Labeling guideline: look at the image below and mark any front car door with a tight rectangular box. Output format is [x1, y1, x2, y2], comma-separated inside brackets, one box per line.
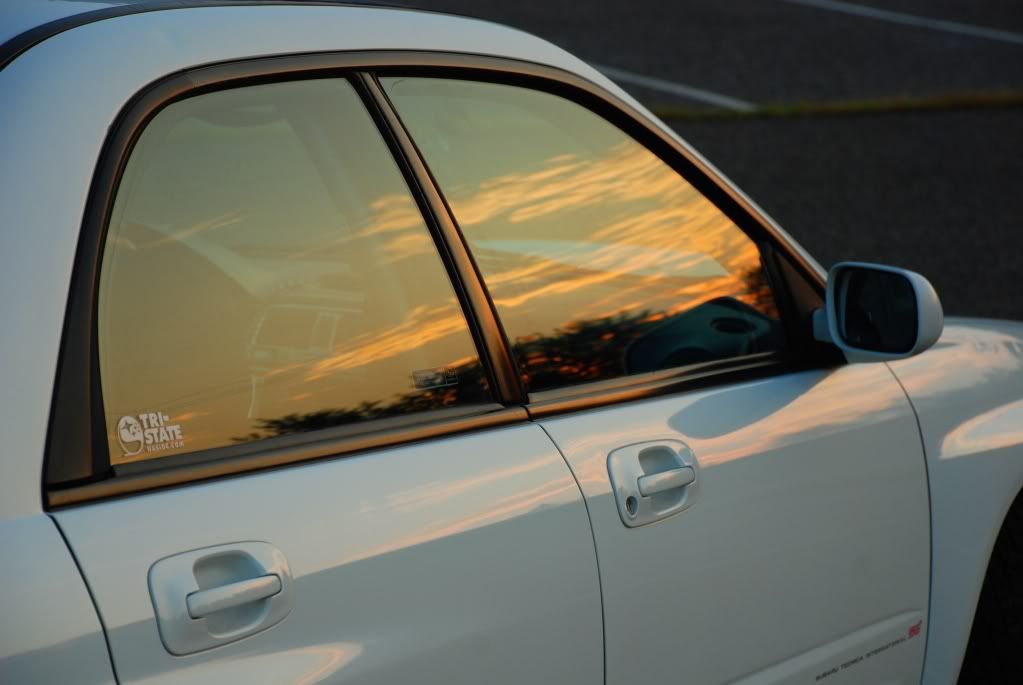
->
[382, 74, 932, 684]
[47, 72, 602, 684]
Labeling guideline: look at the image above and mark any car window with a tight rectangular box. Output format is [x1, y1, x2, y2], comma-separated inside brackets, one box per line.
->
[382, 77, 784, 393]
[98, 78, 490, 465]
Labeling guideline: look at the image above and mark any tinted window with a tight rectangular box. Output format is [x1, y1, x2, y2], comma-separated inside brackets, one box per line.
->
[383, 78, 783, 393]
[99, 79, 489, 464]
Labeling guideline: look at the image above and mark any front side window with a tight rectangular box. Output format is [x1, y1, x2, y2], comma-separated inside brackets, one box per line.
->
[382, 77, 784, 393]
[98, 79, 489, 464]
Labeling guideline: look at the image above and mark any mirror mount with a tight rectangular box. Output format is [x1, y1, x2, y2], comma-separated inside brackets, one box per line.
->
[813, 261, 943, 363]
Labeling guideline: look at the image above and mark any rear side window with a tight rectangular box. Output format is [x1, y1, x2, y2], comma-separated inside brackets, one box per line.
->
[98, 79, 489, 464]
[383, 78, 784, 393]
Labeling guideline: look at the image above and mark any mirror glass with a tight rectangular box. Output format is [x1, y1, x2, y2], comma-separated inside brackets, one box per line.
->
[836, 267, 918, 353]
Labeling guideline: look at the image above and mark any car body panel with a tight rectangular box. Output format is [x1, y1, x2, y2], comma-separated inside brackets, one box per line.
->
[54, 424, 603, 684]
[888, 318, 1023, 683]
[0, 514, 116, 685]
[540, 362, 931, 684]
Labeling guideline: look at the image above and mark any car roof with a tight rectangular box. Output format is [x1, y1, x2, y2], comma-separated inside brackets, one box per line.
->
[0, 1, 434, 69]
[1, 1, 137, 48]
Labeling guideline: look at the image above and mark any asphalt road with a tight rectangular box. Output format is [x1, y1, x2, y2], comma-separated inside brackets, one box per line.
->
[421, 0, 1023, 320]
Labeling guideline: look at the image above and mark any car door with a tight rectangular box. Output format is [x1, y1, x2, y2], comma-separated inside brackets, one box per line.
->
[48, 74, 602, 684]
[382, 74, 932, 684]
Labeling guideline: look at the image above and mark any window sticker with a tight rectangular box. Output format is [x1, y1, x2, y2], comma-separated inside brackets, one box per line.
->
[116, 412, 185, 457]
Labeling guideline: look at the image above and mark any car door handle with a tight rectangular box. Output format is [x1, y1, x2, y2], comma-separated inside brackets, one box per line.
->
[637, 466, 695, 497]
[608, 440, 700, 527]
[149, 541, 294, 655]
[186, 574, 282, 619]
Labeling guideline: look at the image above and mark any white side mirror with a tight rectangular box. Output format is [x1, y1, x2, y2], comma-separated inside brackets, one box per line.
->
[813, 262, 943, 363]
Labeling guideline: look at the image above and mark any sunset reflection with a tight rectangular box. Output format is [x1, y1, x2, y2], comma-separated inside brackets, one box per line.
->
[98, 79, 489, 462]
[385, 77, 782, 391]
[98, 75, 787, 464]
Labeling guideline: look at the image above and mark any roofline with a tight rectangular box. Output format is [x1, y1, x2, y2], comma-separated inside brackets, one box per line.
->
[0, 1, 473, 72]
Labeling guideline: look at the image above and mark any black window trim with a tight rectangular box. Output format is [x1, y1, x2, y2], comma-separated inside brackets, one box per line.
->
[45, 50, 831, 508]
[355, 72, 524, 404]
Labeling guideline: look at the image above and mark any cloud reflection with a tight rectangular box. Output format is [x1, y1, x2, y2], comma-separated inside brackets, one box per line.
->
[386, 78, 781, 391]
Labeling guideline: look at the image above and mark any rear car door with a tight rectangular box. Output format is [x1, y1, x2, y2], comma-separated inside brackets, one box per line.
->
[48, 73, 602, 684]
[382, 74, 932, 684]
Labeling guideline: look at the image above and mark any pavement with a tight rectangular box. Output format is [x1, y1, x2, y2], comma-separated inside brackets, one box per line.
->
[419, 0, 1023, 320]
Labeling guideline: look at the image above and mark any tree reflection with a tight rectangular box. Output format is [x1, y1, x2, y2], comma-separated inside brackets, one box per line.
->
[739, 265, 780, 318]
[512, 310, 654, 389]
[239, 298, 783, 440]
[234, 360, 490, 441]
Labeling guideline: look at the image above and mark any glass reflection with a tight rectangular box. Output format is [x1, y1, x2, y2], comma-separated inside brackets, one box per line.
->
[384, 78, 783, 392]
[98, 79, 488, 463]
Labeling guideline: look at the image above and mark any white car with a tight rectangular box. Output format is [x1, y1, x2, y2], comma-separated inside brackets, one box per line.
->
[2, 1, 1021, 684]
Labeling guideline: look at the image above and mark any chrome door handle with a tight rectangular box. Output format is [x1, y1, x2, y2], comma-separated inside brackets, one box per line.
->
[186, 574, 282, 619]
[638, 466, 695, 497]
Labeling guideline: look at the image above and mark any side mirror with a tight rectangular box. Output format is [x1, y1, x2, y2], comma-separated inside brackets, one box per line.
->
[813, 262, 943, 363]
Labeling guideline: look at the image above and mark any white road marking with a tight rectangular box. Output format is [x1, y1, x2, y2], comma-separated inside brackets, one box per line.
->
[784, 0, 1023, 46]
[592, 64, 757, 112]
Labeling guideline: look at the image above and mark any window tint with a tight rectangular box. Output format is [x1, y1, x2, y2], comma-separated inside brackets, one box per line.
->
[382, 78, 784, 393]
[99, 79, 489, 464]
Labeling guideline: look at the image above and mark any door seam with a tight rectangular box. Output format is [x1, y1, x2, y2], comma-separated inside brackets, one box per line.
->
[884, 361, 933, 685]
[535, 421, 607, 685]
[49, 513, 123, 685]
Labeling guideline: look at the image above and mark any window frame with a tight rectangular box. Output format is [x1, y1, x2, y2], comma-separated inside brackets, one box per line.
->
[45, 51, 831, 507]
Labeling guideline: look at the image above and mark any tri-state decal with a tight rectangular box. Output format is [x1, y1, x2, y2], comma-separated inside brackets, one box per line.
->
[116, 412, 185, 457]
